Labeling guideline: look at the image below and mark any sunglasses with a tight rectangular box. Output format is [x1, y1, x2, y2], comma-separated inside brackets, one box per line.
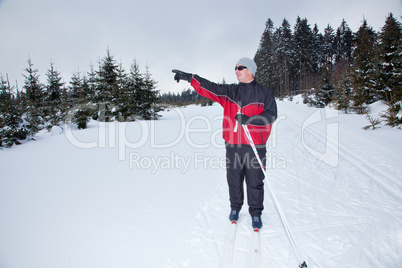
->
[235, 65, 247, 71]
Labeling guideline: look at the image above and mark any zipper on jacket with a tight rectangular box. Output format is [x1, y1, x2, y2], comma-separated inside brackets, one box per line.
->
[233, 108, 241, 133]
[239, 105, 243, 143]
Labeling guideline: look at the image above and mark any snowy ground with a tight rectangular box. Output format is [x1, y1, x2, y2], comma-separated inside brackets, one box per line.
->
[1, 96, 401, 268]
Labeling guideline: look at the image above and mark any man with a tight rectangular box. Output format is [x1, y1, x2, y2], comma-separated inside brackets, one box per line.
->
[172, 57, 277, 229]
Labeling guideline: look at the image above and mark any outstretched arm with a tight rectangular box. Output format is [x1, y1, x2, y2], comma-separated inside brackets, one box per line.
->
[172, 69, 232, 105]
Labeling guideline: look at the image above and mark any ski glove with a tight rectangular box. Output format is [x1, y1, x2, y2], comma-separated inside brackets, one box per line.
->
[235, 113, 251, 125]
[172, 69, 193, 83]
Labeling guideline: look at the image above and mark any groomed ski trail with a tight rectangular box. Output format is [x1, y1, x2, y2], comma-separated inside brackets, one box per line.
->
[1, 98, 401, 268]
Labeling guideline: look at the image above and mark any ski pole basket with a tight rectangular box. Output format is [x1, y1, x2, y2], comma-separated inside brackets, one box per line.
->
[299, 261, 308, 267]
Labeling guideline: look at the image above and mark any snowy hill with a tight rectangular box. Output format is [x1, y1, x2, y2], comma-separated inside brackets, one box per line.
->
[1, 96, 401, 268]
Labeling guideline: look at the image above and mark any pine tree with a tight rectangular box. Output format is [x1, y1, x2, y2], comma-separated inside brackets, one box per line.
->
[293, 17, 318, 91]
[333, 60, 353, 113]
[96, 48, 119, 122]
[123, 59, 144, 120]
[254, 18, 275, 91]
[312, 23, 323, 79]
[377, 13, 402, 127]
[72, 107, 93, 129]
[113, 62, 133, 121]
[138, 65, 161, 120]
[113, 62, 129, 121]
[351, 19, 378, 113]
[23, 57, 44, 137]
[316, 63, 334, 107]
[116, 62, 128, 102]
[335, 19, 354, 65]
[322, 25, 336, 66]
[276, 18, 296, 96]
[0, 75, 28, 147]
[0, 76, 6, 147]
[86, 63, 98, 104]
[44, 61, 64, 129]
[70, 70, 83, 102]
[377, 13, 402, 103]
[69, 70, 94, 129]
[310, 25, 336, 107]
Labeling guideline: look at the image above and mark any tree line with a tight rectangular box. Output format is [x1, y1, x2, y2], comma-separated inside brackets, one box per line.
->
[159, 88, 214, 107]
[254, 13, 401, 127]
[0, 49, 160, 148]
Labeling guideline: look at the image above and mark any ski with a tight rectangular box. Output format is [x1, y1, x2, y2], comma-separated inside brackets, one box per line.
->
[222, 220, 237, 268]
[251, 228, 261, 268]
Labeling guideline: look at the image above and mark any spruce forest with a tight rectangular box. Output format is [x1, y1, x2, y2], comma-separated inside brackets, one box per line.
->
[1, 13, 401, 148]
[253, 14, 401, 127]
[0, 49, 161, 147]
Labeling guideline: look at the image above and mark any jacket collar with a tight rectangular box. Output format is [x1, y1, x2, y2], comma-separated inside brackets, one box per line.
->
[239, 79, 257, 86]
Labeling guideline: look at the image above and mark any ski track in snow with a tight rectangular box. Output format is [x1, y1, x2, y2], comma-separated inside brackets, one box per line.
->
[184, 99, 402, 267]
[1, 96, 401, 268]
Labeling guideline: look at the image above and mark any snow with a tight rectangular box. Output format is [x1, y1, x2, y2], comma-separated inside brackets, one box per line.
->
[50, 125, 64, 136]
[1, 96, 401, 267]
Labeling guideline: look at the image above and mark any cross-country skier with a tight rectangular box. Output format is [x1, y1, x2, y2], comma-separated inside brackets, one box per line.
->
[172, 58, 277, 229]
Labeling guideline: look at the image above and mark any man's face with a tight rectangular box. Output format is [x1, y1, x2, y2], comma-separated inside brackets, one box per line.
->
[235, 64, 254, 83]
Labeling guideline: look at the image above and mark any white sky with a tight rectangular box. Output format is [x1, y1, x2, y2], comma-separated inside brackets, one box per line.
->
[0, 0, 401, 94]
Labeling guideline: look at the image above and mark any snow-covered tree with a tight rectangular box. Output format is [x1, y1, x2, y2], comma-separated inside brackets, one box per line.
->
[254, 18, 275, 91]
[377, 13, 402, 104]
[377, 13, 402, 127]
[23, 57, 44, 136]
[139, 65, 161, 120]
[351, 19, 378, 113]
[335, 19, 354, 65]
[316, 63, 334, 107]
[276, 18, 296, 96]
[86, 63, 98, 104]
[114, 61, 135, 121]
[44, 61, 64, 129]
[333, 60, 353, 113]
[0, 75, 28, 147]
[69, 70, 83, 102]
[293, 17, 317, 91]
[96, 48, 119, 122]
[321, 25, 336, 66]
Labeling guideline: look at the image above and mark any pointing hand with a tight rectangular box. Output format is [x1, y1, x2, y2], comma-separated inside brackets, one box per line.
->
[172, 69, 193, 83]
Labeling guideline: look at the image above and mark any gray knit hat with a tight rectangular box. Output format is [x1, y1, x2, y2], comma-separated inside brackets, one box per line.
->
[236, 57, 257, 77]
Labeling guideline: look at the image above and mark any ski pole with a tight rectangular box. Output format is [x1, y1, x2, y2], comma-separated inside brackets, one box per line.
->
[242, 124, 308, 268]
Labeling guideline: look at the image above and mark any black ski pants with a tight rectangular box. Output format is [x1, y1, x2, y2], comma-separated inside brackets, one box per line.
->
[225, 142, 266, 217]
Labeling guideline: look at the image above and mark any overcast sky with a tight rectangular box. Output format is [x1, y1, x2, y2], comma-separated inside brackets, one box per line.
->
[0, 0, 401, 94]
